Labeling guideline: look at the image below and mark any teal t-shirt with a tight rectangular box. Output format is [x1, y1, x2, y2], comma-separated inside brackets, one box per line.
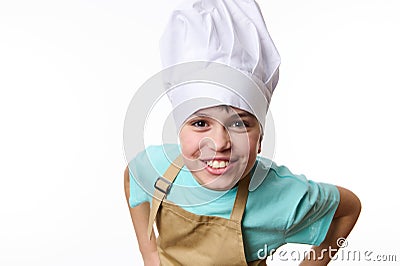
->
[128, 144, 340, 262]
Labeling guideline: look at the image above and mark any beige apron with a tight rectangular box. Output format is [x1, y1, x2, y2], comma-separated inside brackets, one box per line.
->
[147, 155, 266, 266]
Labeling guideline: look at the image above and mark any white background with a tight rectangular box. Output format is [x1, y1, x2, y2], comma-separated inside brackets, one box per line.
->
[1, 0, 399, 265]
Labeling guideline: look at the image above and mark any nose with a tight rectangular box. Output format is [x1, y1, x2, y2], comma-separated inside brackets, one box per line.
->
[210, 124, 231, 151]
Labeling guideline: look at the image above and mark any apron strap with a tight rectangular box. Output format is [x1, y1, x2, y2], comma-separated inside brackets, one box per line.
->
[230, 172, 251, 223]
[147, 155, 184, 239]
[148, 155, 252, 237]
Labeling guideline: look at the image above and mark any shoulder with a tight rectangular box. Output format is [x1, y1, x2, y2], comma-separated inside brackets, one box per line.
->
[250, 157, 309, 193]
[245, 158, 340, 231]
[130, 144, 180, 172]
[128, 144, 181, 187]
[248, 157, 338, 208]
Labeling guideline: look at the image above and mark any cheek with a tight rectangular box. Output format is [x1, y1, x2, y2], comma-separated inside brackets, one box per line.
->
[253, 136, 262, 154]
[230, 134, 248, 151]
[179, 131, 201, 155]
[231, 132, 260, 153]
[246, 134, 261, 167]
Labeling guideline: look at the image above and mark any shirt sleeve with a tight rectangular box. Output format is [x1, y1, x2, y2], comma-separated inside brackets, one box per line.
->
[128, 161, 151, 208]
[284, 180, 340, 245]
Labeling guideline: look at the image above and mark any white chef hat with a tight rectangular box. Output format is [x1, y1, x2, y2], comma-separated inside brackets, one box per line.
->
[160, 0, 281, 129]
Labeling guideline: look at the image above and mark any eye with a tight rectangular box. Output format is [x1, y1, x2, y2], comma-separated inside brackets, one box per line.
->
[191, 120, 208, 128]
[230, 120, 247, 128]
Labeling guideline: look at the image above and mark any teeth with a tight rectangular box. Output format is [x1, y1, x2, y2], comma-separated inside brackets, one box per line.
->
[206, 160, 230, 169]
[212, 161, 219, 168]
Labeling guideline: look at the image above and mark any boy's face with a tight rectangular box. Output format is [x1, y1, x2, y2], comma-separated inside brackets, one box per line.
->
[179, 106, 262, 191]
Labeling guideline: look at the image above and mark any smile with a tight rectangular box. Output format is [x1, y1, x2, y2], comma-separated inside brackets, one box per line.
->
[205, 160, 230, 169]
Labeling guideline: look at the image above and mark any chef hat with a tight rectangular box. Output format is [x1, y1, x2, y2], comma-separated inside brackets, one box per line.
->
[160, 0, 281, 129]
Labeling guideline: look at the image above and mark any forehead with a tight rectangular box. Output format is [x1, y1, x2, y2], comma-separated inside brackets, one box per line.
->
[192, 105, 255, 119]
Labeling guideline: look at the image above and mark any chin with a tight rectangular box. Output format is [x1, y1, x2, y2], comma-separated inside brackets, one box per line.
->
[203, 182, 235, 191]
[196, 172, 241, 191]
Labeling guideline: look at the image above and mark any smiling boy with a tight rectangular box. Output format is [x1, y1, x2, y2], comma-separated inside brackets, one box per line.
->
[180, 106, 261, 191]
[124, 0, 361, 265]
[125, 104, 361, 265]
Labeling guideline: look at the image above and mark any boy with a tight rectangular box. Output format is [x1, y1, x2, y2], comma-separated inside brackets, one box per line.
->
[124, 0, 361, 265]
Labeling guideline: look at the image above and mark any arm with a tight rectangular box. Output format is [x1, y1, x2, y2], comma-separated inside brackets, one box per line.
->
[300, 186, 361, 265]
[124, 167, 160, 266]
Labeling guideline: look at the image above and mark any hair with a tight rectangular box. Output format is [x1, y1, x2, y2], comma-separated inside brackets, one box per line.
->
[217, 105, 232, 113]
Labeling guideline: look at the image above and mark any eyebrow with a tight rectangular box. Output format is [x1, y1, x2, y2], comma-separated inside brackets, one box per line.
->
[193, 111, 253, 119]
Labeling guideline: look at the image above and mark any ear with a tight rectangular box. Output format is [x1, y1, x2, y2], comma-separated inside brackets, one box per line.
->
[257, 134, 263, 154]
